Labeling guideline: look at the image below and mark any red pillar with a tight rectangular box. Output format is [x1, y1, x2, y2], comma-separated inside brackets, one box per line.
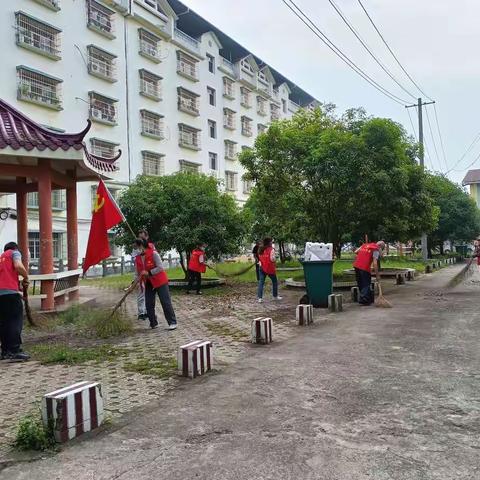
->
[38, 159, 54, 311]
[66, 181, 79, 301]
[16, 177, 29, 272]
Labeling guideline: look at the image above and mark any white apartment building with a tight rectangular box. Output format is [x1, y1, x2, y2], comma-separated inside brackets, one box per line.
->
[0, 0, 317, 263]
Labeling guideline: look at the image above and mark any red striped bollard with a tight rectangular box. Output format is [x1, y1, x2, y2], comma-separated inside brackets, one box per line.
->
[251, 317, 273, 344]
[42, 381, 104, 443]
[178, 340, 213, 379]
[296, 304, 313, 325]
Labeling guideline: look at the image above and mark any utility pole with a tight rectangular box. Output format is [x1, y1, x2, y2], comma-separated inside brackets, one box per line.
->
[406, 97, 435, 262]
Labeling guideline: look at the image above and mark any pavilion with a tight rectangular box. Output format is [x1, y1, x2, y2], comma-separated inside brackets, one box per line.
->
[0, 99, 120, 310]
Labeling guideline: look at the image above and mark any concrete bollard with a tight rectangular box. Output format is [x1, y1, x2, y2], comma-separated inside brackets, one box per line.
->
[178, 340, 213, 379]
[425, 265, 432, 273]
[251, 317, 273, 344]
[351, 286, 359, 302]
[296, 305, 313, 325]
[335, 294, 343, 312]
[42, 381, 104, 443]
[328, 294, 343, 312]
[396, 273, 406, 285]
[406, 270, 415, 281]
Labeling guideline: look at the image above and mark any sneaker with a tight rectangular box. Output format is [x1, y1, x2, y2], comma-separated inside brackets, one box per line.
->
[150, 323, 159, 330]
[5, 352, 30, 362]
[167, 324, 177, 331]
[257, 298, 263, 303]
[273, 296, 283, 301]
[137, 314, 147, 321]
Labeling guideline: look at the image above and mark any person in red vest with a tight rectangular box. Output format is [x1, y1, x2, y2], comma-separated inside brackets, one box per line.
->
[134, 238, 177, 330]
[353, 240, 385, 305]
[257, 237, 282, 303]
[187, 243, 207, 295]
[0, 242, 30, 361]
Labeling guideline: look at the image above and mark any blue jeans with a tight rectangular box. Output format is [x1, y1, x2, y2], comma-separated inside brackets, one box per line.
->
[257, 270, 278, 299]
[355, 267, 373, 305]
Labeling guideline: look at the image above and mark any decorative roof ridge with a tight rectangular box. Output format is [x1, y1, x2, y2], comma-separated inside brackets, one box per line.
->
[82, 143, 121, 173]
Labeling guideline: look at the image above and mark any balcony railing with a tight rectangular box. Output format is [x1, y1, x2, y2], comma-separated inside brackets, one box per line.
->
[177, 60, 198, 80]
[15, 20, 61, 59]
[142, 118, 163, 138]
[88, 55, 116, 81]
[87, 1, 115, 37]
[179, 132, 201, 150]
[17, 79, 62, 109]
[174, 27, 200, 53]
[141, 79, 161, 99]
[220, 57, 235, 76]
[90, 99, 116, 124]
[241, 124, 253, 137]
[178, 96, 199, 115]
[289, 100, 301, 113]
[223, 116, 235, 130]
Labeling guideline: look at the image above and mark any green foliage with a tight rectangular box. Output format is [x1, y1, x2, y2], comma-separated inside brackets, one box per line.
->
[116, 173, 246, 271]
[426, 174, 480, 249]
[30, 343, 130, 365]
[15, 412, 56, 451]
[123, 356, 177, 378]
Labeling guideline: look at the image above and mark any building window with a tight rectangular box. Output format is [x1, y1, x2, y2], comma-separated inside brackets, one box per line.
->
[207, 54, 215, 73]
[225, 171, 237, 191]
[224, 140, 237, 160]
[241, 116, 253, 137]
[142, 151, 165, 176]
[223, 108, 236, 130]
[15, 12, 61, 59]
[282, 99, 287, 113]
[178, 124, 201, 150]
[207, 86, 216, 106]
[223, 76, 235, 99]
[87, 45, 116, 82]
[257, 70, 271, 95]
[90, 138, 117, 157]
[17, 66, 62, 110]
[86, 0, 115, 38]
[27, 190, 66, 210]
[32, 0, 61, 11]
[180, 160, 200, 174]
[208, 119, 217, 139]
[140, 110, 164, 139]
[89, 92, 117, 125]
[258, 123, 267, 134]
[240, 87, 251, 108]
[177, 51, 198, 80]
[29, 232, 64, 260]
[243, 179, 254, 194]
[209, 152, 218, 171]
[138, 28, 161, 62]
[142, 0, 168, 17]
[257, 96, 267, 116]
[177, 87, 200, 116]
[139, 69, 162, 100]
[271, 103, 280, 121]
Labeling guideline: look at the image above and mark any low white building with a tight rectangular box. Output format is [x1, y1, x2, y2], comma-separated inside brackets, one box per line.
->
[0, 0, 318, 263]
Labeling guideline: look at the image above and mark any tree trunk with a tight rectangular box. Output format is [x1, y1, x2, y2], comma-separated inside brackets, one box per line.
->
[333, 242, 342, 259]
[439, 242, 444, 255]
[279, 241, 285, 264]
[179, 252, 188, 279]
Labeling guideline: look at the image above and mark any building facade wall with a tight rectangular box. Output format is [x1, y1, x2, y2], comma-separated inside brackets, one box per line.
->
[0, 0, 314, 261]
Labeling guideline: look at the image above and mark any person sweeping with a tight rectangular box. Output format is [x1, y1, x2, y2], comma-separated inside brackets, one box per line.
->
[353, 240, 385, 306]
[187, 243, 207, 295]
[257, 237, 282, 303]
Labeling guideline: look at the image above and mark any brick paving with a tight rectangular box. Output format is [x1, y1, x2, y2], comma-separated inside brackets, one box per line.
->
[0, 281, 321, 458]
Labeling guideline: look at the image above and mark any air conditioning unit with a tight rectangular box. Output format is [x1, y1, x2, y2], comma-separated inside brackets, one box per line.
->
[91, 62, 99, 72]
[92, 109, 101, 118]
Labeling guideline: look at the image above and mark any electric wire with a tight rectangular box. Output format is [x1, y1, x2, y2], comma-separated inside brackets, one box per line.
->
[406, 107, 418, 142]
[424, 106, 442, 173]
[445, 131, 480, 174]
[431, 104, 449, 173]
[327, 0, 417, 101]
[356, 0, 433, 101]
[281, 0, 410, 105]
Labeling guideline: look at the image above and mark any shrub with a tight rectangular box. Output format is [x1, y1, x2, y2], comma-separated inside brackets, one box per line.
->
[15, 412, 56, 451]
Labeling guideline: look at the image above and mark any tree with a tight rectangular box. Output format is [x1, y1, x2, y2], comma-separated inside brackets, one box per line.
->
[426, 174, 480, 253]
[116, 173, 246, 276]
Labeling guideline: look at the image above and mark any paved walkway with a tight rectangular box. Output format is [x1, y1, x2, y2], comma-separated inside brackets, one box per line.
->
[0, 282, 303, 458]
[2, 264, 480, 479]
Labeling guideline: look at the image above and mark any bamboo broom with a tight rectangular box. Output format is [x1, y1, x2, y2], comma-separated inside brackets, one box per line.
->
[375, 283, 392, 308]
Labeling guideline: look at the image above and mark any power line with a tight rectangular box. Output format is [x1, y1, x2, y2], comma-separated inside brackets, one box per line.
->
[281, 0, 410, 105]
[327, 0, 417, 101]
[424, 105, 442, 173]
[452, 150, 480, 173]
[356, 0, 432, 101]
[445, 131, 480, 174]
[406, 107, 418, 142]
[431, 104, 449, 173]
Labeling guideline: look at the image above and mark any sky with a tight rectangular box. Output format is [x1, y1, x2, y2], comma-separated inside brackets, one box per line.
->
[180, 0, 480, 185]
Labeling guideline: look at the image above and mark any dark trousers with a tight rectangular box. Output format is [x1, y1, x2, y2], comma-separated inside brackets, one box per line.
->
[257, 270, 279, 299]
[0, 294, 24, 355]
[255, 263, 260, 281]
[145, 281, 177, 328]
[187, 269, 202, 293]
[355, 267, 373, 305]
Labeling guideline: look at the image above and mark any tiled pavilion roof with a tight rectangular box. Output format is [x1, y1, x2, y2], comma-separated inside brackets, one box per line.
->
[0, 99, 119, 173]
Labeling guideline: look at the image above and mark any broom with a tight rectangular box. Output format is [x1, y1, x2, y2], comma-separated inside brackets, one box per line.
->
[22, 283, 37, 327]
[447, 257, 474, 288]
[206, 262, 255, 278]
[110, 277, 140, 318]
[375, 283, 392, 308]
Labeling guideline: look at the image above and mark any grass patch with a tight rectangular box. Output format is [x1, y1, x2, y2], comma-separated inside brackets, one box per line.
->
[15, 411, 56, 451]
[30, 343, 131, 365]
[123, 356, 177, 378]
[204, 321, 249, 341]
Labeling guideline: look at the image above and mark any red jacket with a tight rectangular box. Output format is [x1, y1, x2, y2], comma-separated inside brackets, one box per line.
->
[135, 247, 168, 289]
[188, 249, 206, 273]
[353, 243, 379, 272]
[259, 246, 276, 275]
[0, 250, 20, 291]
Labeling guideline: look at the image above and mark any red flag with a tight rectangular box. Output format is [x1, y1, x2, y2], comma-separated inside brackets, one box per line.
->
[83, 180, 124, 274]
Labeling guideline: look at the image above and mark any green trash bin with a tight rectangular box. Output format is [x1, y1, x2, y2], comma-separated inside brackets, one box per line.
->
[301, 260, 334, 308]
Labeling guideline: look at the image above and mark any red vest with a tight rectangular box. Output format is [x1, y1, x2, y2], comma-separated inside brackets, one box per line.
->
[0, 250, 20, 291]
[353, 243, 379, 272]
[188, 249, 206, 273]
[259, 246, 276, 275]
[135, 248, 168, 289]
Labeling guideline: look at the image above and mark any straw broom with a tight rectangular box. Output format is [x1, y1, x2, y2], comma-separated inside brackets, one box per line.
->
[375, 283, 392, 308]
[110, 277, 140, 319]
[447, 257, 474, 288]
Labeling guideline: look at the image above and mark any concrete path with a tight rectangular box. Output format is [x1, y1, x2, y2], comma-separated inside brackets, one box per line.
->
[2, 265, 480, 480]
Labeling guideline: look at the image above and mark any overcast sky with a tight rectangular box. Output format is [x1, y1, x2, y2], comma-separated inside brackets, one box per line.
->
[181, 0, 480, 185]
